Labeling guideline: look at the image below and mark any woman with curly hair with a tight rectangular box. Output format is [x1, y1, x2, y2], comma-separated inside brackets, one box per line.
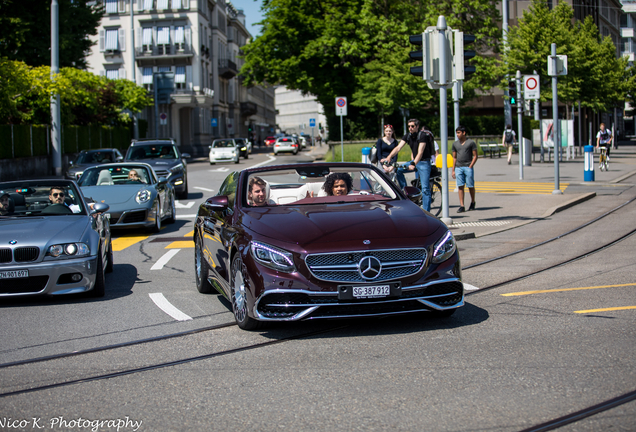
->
[322, 172, 353, 196]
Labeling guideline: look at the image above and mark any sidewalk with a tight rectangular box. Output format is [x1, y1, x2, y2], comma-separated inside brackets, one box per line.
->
[308, 141, 636, 240]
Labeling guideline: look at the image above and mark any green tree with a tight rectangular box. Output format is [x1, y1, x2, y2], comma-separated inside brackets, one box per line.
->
[501, 0, 630, 113]
[0, 0, 103, 68]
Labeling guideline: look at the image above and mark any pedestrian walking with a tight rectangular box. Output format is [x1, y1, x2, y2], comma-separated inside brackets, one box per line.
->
[451, 125, 478, 213]
[596, 123, 613, 159]
[375, 124, 398, 176]
[381, 118, 435, 212]
[502, 124, 516, 165]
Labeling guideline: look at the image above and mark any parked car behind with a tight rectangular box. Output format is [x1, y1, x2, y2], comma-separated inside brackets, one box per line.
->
[124, 139, 190, 199]
[66, 149, 124, 180]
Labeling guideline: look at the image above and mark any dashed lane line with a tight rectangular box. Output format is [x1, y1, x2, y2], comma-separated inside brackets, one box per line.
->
[574, 306, 636, 314]
[194, 186, 214, 192]
[150, 249, 181, 270]
[463, 283, 480, 291]
[501, 283, 636, 297]
[149, 293, 192, 321]
[112, 235, 149, 252]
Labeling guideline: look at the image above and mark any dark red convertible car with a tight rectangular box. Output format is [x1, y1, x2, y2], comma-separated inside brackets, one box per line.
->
[194, 162, 463, 330]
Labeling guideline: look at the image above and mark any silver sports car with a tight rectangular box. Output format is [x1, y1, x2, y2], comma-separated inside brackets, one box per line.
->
[0, 179, 112, 297]
[78, 163, 176, 232]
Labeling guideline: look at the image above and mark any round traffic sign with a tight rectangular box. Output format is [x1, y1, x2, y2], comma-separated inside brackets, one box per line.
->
[159, 112, 168, 120]
[336, 98, 346, 108]
[525, 77, 538, 90]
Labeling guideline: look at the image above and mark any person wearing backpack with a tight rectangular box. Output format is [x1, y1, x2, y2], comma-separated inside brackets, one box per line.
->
[596, 123, 613, 160]
[502, 124, 516, 165]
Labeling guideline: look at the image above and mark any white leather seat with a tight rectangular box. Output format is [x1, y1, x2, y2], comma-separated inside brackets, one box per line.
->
[97, 170, 113, 185]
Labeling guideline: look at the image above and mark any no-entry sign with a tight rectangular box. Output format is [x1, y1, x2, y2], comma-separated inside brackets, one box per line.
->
[335, 97, 347, 116]
[523, 75, 540, 100]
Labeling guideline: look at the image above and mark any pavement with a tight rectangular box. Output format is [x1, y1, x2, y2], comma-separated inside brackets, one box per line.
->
[306, 140, 636, 240]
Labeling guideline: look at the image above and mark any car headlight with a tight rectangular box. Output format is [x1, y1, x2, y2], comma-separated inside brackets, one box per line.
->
[432, 230, 456, 264]
[47, 242, 90, 257]
[170, 164, 184, 174]
[250, 241, 296, 273]
[136, 189, 152, 204]
[240, 147, 246, 151]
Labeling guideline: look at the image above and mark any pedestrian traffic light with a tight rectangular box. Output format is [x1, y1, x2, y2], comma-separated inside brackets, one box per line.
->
[453, 31, 476, 81]
[508, 80, 517, 106]
[408, 32, 430, 80]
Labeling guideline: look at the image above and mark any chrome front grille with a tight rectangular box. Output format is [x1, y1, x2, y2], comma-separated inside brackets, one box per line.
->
[154, 169, 170, 177]
[305, 248, 427, 283]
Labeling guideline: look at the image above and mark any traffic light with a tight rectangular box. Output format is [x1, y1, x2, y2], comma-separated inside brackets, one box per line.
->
[453, 31, 476, 81]
[408, 33, 428, 79]
[508, 80, 517, 106]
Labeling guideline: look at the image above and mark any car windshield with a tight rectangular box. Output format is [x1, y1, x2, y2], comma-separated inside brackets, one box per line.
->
[75, 151, 113, 164]
[0, 182, 86, 217]
[128, 144, 177, 160]
[213, 140, 235, 148]
[79, 166, 152, 186]
[244, 166, 399, 207]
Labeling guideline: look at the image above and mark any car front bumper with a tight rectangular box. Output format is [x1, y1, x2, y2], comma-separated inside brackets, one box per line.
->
[0, 255, 99, 297]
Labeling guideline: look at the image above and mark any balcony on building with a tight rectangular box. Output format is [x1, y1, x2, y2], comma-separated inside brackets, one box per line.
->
[240, 102, 258, 116]
[218, 59, 238, 79]
[136, 44, 194, 60]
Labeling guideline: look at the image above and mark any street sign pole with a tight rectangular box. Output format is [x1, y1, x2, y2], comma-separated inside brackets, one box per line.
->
[335, 97, 347, 162]
[438, 16, 451, 226]
[340, 116, 344, 162]
[550, 43, 562, 195]
[517, 70, 524, 180]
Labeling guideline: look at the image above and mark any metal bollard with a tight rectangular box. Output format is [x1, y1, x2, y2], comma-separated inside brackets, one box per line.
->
[361, 147, 371, 164]
[584, 145, 594, 182]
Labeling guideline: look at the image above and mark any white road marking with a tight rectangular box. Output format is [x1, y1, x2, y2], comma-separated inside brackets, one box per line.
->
[247, 155, 276, 169]
[149, 293, 192, 321]
[176, 214, 197, 219]
[194, 187, 214, 192]
[463, 283, 480, 291]
[151, 249, 181, 270]
[175, 201, 195, 208]
[209, 167, 230, 172]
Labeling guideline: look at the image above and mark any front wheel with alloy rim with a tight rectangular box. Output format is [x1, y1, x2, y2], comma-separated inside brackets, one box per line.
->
[194, 236, 213, 293]
[230, 255, 260, 330]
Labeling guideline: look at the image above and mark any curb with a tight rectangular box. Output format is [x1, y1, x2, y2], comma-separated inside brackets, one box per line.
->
[540, 192, 597, 218]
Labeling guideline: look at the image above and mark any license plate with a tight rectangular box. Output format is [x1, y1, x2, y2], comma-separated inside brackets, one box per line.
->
[338, 282, 401, 300]
[0, 269, 29, 279]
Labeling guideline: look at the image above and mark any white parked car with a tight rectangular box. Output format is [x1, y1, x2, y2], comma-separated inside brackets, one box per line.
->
[297, 136, 307, 149]
[273, 137, 299, 156]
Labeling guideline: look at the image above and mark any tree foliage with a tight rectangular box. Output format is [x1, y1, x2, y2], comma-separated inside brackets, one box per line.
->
[0, 0, 103, 68]
[500, 0, 633, 112]
[0, 58, 152, 126]
[241, 0, 501, 138]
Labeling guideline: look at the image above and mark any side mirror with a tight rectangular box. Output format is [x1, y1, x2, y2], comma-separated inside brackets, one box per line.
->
[403, 186, 423, 205]
[158, 177, 168, 184]
[181, 152, 191, 158]
[69, 161, 74, 166]
[91, 202, 110, 213]
[204, 196, 228, 211]
[116, 156, 124, 162]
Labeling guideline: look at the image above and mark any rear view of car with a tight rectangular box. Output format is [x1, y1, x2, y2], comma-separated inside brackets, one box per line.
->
[264, 136, 276, 147]
[273, 137, 299, 155]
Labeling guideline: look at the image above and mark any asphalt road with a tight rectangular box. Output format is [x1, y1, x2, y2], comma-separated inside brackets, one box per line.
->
[1, 147, 635, 432]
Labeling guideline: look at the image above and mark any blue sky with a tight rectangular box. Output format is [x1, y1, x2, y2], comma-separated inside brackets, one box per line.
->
[230, 0, 265, 37]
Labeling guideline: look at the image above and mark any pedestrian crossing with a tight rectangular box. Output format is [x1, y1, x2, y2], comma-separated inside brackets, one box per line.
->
[473, 181, 568, 194]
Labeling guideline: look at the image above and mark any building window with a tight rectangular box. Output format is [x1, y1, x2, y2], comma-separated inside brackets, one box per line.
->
[158, 66, 171, 73]
[118, 0, 126, 13]
[173, 0, 182, 8]
[105, 29, 119, 50]
[142, 27, 153, 51]
[143, 67, 153, 91]
[175, 26, 185, 50]
[157, 26, 170, 54]
[106, 69, 119, 80]
[157, 0, 169, 10]
[175, 66, 186, 89]
[105, 0, 118, 14]
[143, 0, 153, 10]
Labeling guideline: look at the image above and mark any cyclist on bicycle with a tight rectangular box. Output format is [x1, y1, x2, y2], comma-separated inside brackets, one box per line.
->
[596, 123, 612, 160]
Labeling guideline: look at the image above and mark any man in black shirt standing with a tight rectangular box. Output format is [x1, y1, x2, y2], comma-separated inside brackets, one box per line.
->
[381, 118, 435, 212]
[451, 125, 478, 213]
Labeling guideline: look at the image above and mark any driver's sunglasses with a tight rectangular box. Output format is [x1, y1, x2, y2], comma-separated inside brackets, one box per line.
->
[408, 124, 417, 128]
[52, 192, 65, 198]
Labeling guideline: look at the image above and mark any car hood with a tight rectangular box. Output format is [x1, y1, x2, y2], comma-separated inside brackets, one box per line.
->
[127, 159, 179, 169]
[81, 185, 152, 206]
[242, 200, 443, 249]
[0, 216, 88, 243]
[211, 147, 237, 153]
